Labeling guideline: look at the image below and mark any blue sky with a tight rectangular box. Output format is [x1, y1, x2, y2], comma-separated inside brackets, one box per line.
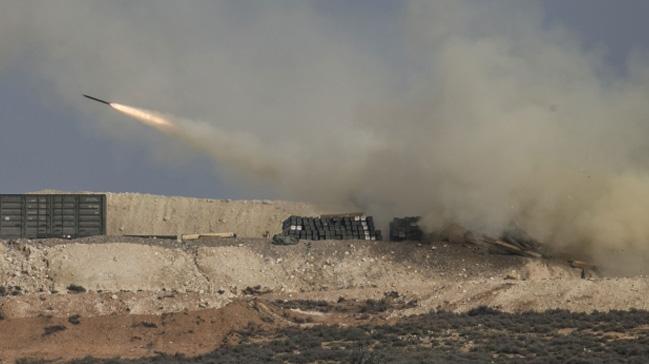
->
[1, 0, 648, 199]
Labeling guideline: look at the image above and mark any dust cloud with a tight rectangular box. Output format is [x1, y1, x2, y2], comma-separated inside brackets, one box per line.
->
[3, 1, 649, 270]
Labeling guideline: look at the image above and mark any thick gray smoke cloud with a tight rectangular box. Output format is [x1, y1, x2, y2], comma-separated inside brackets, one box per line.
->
[3, 1, 649, 270]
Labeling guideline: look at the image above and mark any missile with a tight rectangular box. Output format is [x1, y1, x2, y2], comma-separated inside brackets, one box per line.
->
[82, 94, 111, 105]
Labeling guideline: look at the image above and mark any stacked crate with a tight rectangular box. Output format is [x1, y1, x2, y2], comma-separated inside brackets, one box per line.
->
[389, 216, 424, 241]
[282, 215, 382, 241]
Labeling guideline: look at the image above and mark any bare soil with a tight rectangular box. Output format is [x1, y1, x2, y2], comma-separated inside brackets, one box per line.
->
[0, 300, 274, 362]
[3, 193, 649, 362]
[8, 299, 649, 363]
[33, 190, 331, 237]
[3, 236, 649, 362]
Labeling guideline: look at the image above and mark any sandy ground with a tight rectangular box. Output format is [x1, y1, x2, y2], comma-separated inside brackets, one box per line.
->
[3, 193, 649, 362]
[33, 190, 331, 237]
[0, 300, 276, 362]
[2, 236, 649, 361]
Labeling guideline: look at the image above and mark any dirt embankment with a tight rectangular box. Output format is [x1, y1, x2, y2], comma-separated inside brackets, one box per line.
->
[4, 237, 649, 318]
[107, 192, 331, 237]
[31, 190, 331, 237]
[3, 237, 649, 362]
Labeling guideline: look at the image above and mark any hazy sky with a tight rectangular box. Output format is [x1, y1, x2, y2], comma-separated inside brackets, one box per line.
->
[1, 0, 648, 199]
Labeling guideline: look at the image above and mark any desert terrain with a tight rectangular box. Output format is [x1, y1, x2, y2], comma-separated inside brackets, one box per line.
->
[2, 193, 649, 363]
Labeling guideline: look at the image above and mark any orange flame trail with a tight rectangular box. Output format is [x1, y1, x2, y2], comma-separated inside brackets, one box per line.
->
[110, 103, 176, 132]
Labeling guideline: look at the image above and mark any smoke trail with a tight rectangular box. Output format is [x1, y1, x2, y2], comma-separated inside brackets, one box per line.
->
[110, 103, 282, 180]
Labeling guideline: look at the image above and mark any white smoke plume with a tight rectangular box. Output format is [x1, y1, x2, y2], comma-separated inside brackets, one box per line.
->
[3, 1, 649, 271]
[109, 104, 282, 180]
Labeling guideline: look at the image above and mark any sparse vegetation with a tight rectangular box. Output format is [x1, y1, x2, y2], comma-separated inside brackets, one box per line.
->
[0, 285, 23, 296]
[133, 321, 157, 329]
[31, 308, 649, 363]
[42, 325, 66, 336]
[274, 297, 416, 314]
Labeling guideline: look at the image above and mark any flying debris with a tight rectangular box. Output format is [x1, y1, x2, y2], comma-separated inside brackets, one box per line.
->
[82, 94, 111, 105]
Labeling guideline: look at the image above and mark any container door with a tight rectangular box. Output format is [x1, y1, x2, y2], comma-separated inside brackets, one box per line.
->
[77, 195, 105, 237]
[51, 195, 77, 237]
[0, 195, 24, 238]
[24, 195, 50, 238]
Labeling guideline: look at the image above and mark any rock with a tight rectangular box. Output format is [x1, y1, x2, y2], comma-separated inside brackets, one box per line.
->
[68, 314, 81, 325]
[66, 284, 86, 294]
[445, 224, 467, 244]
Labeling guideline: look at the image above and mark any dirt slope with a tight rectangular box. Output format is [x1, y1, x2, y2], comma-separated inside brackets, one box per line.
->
[3, 237, 649, 362]
[31, 191, 330, 237]
[4, 237, 649, 318]
[105, 192, 333, 237]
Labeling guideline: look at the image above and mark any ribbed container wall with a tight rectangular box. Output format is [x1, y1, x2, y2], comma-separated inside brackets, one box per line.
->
[0, 194, 106, 239]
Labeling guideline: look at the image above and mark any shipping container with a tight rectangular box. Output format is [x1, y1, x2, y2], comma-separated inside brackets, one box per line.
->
[0, 194, 106, 239]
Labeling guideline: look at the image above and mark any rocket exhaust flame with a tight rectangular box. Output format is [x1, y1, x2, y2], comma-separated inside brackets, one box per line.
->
[82, 93, 278, 178]
[110, 103, 176, 131]
[82, 94, 175, 131]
